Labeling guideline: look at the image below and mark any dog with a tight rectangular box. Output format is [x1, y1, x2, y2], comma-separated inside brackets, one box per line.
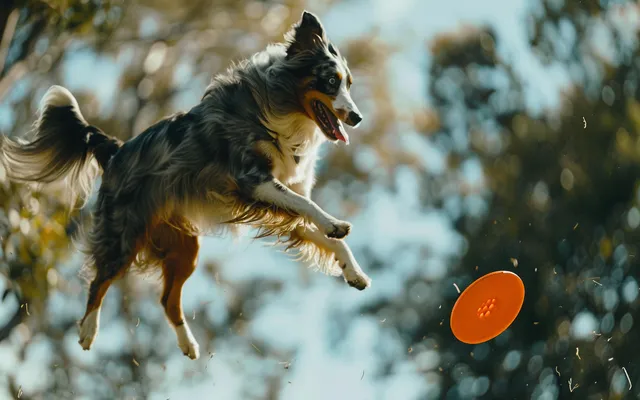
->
[0, 11, 371, 360]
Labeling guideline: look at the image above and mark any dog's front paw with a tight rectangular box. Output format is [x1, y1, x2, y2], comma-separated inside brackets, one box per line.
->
[326, 219, 352, 239]
[176, 324, 200, 360]
[345, 272, 371, 291]
[342, 263, 371, 291]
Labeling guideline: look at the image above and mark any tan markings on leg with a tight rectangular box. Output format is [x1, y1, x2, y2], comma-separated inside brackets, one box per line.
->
[79, 234, 143, 351]
[81, 276, 113, 324]
[151, 222, 201, 359]
[78, 257, 133, 351]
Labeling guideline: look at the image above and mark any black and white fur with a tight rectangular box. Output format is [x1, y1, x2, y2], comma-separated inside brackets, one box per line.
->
[1, 11, 370, 359]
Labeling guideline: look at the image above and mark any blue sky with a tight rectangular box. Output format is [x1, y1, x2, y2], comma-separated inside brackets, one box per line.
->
[0, 0, 582, 399]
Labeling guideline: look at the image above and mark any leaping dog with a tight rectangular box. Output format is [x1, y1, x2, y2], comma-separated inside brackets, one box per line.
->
[1, 11, 371, 360]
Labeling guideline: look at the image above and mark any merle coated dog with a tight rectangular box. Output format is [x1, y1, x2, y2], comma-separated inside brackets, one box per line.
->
[1, 11, 371, 360]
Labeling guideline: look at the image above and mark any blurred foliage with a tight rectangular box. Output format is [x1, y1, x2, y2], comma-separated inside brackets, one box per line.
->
[418, 1, 640, 398]
[2, 0, 640, 399]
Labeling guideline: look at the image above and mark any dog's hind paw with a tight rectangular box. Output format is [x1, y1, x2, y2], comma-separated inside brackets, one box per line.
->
[180, 341, 200, 360]
[78, 335, 95, 350]
[176, 324, 200, 360]
[78, 309, 100, 351]
[326, 220, 351, 239]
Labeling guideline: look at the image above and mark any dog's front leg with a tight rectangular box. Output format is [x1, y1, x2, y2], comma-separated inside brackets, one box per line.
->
[253, 179, 351, 239]
[295, 224, 371, 290]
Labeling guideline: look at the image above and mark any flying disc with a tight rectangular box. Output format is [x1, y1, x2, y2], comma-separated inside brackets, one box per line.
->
[450, 271, 525, 344]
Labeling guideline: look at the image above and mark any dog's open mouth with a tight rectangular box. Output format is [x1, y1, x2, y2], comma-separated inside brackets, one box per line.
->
[312, 100, 349, 144]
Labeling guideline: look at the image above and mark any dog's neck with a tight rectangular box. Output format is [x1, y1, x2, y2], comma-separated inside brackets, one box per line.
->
[264, 112, 325, 159]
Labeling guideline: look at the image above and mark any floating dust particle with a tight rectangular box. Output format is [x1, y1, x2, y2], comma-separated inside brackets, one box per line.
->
[361, 370, 365, 380]
[576, 347, 581, 360]
[440, 320, 443, 326]
[453, 283, 461, 294]
[583, 117, 587, 129]
[380, 318, 386, 323]
[608, 358, 614, 361]
[568, 378, 579, 392]
[623, 367, 632, 390]
[133, 358, 140, 367]
[205, 352, 216, 370]
[408, 347, 413, 353]
[251, 343, 262, 354]
[25, 303, 29, 316]
[593, 331, 602, 337]
[475, 266, 478, 271]
[553, 268, 557, 275]
[17, 386, 22, 398]
[608, 337, 612, 342]
[510, 258, 518, 268]
[136, 318, 140, 327]
[592, 279, 602, 286]
[278, 359, 293, 370]
[193, 310, 196, 320]
[555, 366, 560, 377]
[534, 322, 539, 325]
[439, 305, 442, 309]
[288, 381, 292, 384]
[439, 367, 443, 372]
[535, 268, 538, 272]
[573, 223, 579, 230]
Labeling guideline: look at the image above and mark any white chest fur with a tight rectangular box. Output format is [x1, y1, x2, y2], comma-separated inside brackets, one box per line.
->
[262, 113, 324, 186]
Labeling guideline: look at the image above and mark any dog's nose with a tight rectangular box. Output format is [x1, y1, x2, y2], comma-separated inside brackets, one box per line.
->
[345, 111, 363, 127]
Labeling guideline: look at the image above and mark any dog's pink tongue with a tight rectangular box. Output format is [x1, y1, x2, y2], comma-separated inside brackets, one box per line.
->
[335, 124, 349, 144]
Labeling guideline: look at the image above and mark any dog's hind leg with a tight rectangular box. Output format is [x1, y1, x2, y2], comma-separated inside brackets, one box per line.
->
[79, 267, 120, 350]
[78, 251, 137, 350]
[151, 223, 200, 360]
[293, 224, 371, 290]
[78, 194, 148, 351]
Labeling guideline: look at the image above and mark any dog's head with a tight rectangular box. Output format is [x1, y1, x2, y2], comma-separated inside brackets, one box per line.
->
[284, 11, 362, 144]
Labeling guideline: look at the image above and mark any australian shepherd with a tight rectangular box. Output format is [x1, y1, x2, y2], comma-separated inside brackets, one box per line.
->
[1, 11, 371, 360]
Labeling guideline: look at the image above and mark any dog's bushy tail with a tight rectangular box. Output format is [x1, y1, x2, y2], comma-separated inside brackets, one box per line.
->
[1, 85, 122, 207]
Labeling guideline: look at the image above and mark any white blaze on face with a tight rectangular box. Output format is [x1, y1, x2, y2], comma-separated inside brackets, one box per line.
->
[331, 64, 362, 127]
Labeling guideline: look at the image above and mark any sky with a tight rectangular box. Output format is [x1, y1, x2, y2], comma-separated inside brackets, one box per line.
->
[0, 0, 579, 399]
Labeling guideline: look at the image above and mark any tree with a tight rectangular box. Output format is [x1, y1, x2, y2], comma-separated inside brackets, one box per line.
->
[423, 1, 640, 398]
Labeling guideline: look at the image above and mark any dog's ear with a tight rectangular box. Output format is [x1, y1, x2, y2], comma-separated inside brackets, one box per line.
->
[285, 11, 326, 58]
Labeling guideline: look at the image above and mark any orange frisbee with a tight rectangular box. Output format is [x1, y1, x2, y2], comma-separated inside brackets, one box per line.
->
[450, 271, 525, 344]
